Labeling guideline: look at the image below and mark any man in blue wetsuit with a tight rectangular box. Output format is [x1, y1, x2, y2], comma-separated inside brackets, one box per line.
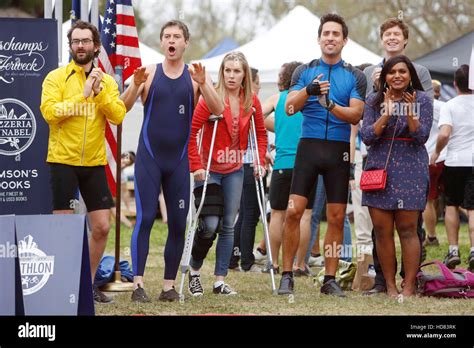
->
[278, 13, 366, 297]
[121, 20, 224, 302]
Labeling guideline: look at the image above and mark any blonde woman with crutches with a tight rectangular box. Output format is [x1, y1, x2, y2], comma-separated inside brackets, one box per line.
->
[186, 52, 267, 296]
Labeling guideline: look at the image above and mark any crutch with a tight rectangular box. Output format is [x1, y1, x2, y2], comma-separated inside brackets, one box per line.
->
[248, 111, 277, 295]
[179, 114, 223, 299]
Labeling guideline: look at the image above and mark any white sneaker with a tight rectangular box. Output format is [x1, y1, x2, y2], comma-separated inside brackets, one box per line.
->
[308, 254, 324, 267]
[213, 283, 237, 295]
[253, 248, 267, 265]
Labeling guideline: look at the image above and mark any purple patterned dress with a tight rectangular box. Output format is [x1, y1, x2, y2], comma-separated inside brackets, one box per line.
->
[361, 91, 433, 211]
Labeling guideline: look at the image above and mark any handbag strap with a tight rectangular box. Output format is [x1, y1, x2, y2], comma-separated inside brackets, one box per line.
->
[364, 115, 400, 171]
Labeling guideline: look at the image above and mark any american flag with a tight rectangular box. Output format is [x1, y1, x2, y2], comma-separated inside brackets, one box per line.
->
[98, 0, 142, 196]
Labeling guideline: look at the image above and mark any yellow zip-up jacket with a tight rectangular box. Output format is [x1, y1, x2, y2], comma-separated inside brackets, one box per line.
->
[40, 60, 126, 166]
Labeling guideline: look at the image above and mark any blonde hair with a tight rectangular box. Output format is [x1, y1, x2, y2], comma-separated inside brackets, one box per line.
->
[215, 52, 253, 113]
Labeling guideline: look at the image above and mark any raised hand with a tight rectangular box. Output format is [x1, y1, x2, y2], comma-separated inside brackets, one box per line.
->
[189, 63, 206, 86]
[90, 68, 103, 95]
[133, 66, 148, 86]
[402, 90, 417, 117]
[382, 86, 395, 116]
[307, 73, 330, 96]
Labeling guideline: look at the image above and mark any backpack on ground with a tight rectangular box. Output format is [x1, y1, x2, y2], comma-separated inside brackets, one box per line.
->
[416, 260, 474, 298]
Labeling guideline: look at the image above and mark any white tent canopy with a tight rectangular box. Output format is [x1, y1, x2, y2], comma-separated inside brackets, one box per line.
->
[195, 6, 381, 83]
[61, 19, 164, 67]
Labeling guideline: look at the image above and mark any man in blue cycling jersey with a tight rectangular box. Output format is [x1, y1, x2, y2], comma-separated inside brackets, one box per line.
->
[278, 13, 366, 297]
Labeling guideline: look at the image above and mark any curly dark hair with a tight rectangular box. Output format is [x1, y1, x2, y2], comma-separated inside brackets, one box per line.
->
[279, 61, 303, 91]
[67, 20, 101, 58]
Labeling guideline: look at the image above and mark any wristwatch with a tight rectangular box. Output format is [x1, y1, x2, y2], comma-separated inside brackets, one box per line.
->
[327, 99, 336, 111]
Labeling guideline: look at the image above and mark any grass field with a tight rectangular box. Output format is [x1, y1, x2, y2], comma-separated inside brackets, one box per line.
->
[95, 219, 473, 316]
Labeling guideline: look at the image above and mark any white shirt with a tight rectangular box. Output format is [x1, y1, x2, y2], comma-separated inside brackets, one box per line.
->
[438, 94, 474, 167]
[426, 99, 447, 163]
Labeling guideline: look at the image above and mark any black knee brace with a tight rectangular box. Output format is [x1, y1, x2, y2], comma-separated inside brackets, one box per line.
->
[191, 184, 224, 262]
[194, 183, 224, 217]
[192, 218, 217, 262]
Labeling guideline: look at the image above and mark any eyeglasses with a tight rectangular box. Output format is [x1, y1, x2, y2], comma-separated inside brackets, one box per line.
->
[70, 39, 93, 46]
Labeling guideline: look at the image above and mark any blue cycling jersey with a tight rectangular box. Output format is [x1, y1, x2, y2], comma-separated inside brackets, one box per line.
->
[289, 58, 366, 142]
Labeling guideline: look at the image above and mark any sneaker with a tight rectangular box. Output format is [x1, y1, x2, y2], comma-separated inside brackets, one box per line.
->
[320, 279, 346, 298]
[293, 266, 314, 277]
[423, 236, 440, 247]
[244, 264, 262, 273]
[213, 283, 237, 295]
[277, 273, 294, 295]
[188, 273, 204, 297]
[444, 249, 461, 269]
[253, 247, 267, 265]
[131, 284, 151, 303]
[308, 254, 324, 267]
[93, 285, 114, 304]
[158, 287, 180, 302]
[263, 265, 279, 274]
[468, 251, 474, 272]
[362, 284, 387, 296]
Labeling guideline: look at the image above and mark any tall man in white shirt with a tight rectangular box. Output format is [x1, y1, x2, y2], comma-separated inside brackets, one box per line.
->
[431, 65, 474, 271]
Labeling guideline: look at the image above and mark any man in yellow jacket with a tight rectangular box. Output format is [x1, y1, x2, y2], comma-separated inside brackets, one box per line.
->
[40, 20, 126, 304]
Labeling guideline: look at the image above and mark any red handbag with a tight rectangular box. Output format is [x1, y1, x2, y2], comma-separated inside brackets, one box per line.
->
[360, 116, 399, 192]
[360, 169, 387, 191]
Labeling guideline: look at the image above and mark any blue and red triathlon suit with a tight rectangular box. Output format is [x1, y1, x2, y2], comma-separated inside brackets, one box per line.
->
[131, 63, 194, 280]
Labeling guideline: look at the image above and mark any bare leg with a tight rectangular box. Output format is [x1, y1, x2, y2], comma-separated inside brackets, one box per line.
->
[324, 203, 346, 276]
[269, 209, 285, 268]
[87, 209, 111, 283]
[468, 210, 474, 248]
[394, 210, 420, 297]
[445, 206, 460, 246]
[311, 225, 320, 255]
[295, 209, 312, 269]
[258, 238, 266, 253]
[282, 195, 307, 272]
[159, 189, 168, 224]
[422, 200, 437, 238]
[369, 207, 398, 297]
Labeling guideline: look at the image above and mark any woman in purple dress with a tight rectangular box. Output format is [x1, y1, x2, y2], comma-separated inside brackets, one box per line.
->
[361, 55, 433, 297]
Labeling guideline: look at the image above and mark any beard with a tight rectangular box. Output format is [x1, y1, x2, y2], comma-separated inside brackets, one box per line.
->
[71, 48, 95, 65]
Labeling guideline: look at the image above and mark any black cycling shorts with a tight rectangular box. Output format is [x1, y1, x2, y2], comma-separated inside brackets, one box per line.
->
[269, 168, 315, 210]
[49, 163, 114, 212]
[290, 138, 350, 204]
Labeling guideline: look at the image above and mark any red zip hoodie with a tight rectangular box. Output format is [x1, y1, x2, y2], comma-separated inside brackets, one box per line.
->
[188, 93, 267, 174]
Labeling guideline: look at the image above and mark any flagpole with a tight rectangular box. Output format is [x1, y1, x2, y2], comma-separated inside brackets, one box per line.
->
[101, 65, 133, 292]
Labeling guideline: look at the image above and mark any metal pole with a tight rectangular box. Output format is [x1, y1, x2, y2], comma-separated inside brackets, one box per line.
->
[80, 0, 89, 21]
[90, 0, 99, 28]
[101, 65, 132, 292]
[44, 0, 53, 18]
[249, 116, 277, 294]
[55, 0, 63, 65]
